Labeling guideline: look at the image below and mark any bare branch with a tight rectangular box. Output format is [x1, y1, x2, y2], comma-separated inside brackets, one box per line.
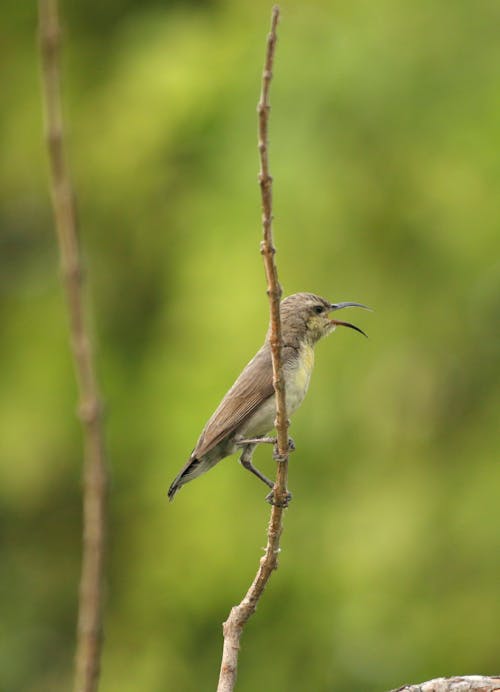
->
[390, 675, 500, 692]
[37, 2, 108, 691]
[258, 6, 288, 467]
[217, 7, 287, 692]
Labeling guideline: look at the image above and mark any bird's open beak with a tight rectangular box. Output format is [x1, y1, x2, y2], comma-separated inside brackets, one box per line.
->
[329, 301, 371, 337]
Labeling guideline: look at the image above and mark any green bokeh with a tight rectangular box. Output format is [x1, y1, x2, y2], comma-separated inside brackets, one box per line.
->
[2, 1, 500, 690]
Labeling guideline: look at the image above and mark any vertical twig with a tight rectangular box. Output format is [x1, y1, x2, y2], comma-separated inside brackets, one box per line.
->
[37, 2, 108, 692]
[217, 7, 287, 692]
[258, 7, 289, 469]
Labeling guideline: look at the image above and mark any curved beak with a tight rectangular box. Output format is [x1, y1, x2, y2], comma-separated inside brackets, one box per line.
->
[329, 301, 371, 338]
[330, 301, 371, 311]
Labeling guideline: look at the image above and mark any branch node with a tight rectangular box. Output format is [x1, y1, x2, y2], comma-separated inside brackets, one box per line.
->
[258, 172, 273, 184]
[78, 399, 103, 425]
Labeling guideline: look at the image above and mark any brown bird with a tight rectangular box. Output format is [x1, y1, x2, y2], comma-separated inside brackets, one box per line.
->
[168, 292, 368, 501]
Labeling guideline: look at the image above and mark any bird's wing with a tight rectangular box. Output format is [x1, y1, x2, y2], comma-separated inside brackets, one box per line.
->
[193, 344, 292, 459]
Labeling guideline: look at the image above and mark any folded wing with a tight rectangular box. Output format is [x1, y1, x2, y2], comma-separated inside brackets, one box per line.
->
[193, 344, 276, 458]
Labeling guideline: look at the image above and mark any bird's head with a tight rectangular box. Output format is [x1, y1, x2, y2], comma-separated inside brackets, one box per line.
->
[279, 292, 369, 346]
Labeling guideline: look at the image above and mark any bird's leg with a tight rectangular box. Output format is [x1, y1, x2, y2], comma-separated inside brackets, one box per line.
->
[237, 436, 296, 452]
[238, 439, 293, 507]
[238, 443, 274, 489]
[237, 436, 276, 446]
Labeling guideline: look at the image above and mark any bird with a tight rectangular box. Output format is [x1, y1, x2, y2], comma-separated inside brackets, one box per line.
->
[168, 292, 369, 501]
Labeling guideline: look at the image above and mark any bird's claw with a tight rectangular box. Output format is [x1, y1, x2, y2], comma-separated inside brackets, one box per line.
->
[272, 437, 295, 461]
[265, 489, 293, 508]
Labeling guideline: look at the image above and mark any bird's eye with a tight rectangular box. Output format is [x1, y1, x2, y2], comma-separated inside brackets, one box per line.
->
[314, 305, 324, 314]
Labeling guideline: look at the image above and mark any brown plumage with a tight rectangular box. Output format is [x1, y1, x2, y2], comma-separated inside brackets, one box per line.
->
[168, 293, 368, 500]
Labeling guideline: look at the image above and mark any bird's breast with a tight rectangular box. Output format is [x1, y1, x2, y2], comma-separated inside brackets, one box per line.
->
[238, 343, 315, 440]
[285, 343, 315, 414]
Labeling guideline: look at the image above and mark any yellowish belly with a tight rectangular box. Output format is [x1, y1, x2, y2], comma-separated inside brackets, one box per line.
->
[239, 344, 315, 439]
[286, 344, 314, 414]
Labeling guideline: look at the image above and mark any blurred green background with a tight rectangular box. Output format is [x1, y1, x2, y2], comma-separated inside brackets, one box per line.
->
[2, 1, 500, 690]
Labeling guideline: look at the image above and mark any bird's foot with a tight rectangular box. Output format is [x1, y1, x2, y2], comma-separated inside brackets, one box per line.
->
[265, 489, 293, 508]
[272, 437, 295, 461]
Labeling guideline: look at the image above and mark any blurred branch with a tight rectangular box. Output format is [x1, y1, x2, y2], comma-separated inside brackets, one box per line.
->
[390, 676, 500, 691]
[38, 2, 108, 692]
[217, 6, 289, 692]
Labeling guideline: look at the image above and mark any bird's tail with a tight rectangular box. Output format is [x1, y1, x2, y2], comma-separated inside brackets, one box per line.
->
[167, 455, 203, 501]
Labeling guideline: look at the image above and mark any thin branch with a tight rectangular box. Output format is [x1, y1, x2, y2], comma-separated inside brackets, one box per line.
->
[37, 3, 108, 692]
[258, 7, 289, 466]
[217, 7, 288, 692]
[390, 676, 500, 692]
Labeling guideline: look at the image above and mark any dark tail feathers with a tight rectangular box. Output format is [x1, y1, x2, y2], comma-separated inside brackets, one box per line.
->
[167, 456, 201, 501]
